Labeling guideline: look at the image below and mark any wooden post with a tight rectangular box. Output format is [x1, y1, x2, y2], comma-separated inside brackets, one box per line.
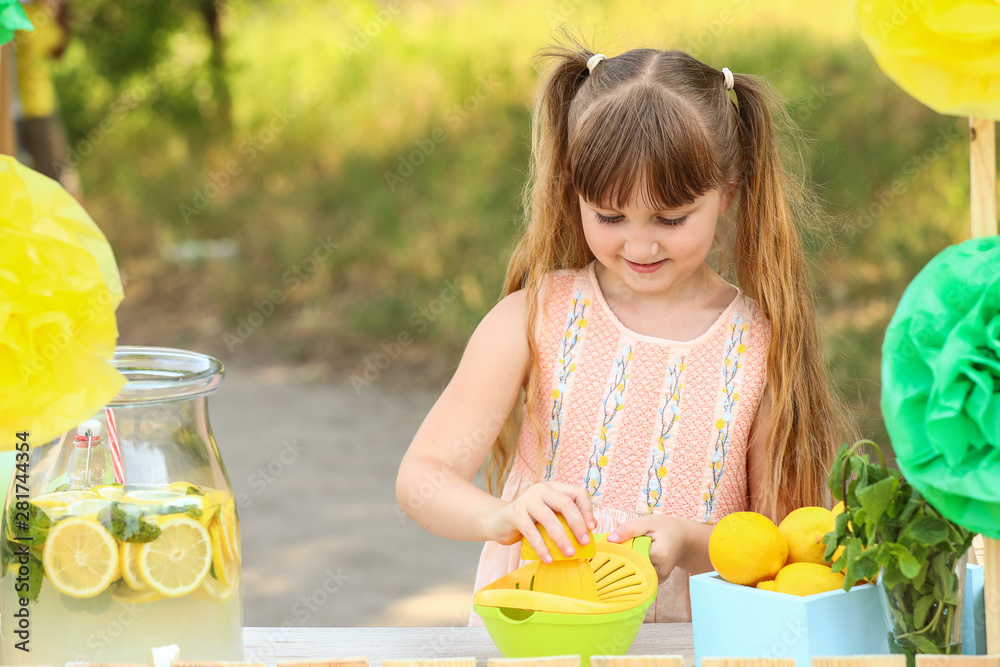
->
[970, 118, 997, 237]
[0, 44, 16, 156]
[970, 114, 1000, 654]
[987, 538, 1000, 655]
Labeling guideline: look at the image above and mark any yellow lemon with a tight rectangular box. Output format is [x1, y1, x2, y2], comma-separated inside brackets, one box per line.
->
[43, 517, 120, 598]
[520, 514, 595, 561]
[774, 562, 845, 596]
[709, 512, 788, 586]
[119, 541, 149, 591]
[778, 506, 835, 565]
[138, 515, 212, 597]
[756, 580, 778, 592]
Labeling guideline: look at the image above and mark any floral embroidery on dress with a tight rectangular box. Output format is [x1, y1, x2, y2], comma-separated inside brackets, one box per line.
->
[643, 356, 685, 513]
[702, 314, 750, 522]
[545, 291, 589, 480]
[584, 344, 632, 497]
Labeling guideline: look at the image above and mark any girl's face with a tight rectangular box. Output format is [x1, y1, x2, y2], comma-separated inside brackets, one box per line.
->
[578, 186, 734, 299]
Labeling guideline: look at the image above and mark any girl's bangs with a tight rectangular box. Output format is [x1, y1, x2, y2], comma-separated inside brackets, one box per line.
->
[569, 86, 722, 210]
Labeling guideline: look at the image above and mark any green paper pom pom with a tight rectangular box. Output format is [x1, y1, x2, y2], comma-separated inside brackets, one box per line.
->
[0, 0, 33, 45]
[882, 236, 1000, 538]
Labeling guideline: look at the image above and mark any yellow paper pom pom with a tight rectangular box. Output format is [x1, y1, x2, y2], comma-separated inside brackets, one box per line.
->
[858, 0, 1000, 119]
[0, 157, 125, 448]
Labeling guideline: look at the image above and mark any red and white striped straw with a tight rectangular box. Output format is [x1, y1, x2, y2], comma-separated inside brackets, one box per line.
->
[104, 407, 124, 484]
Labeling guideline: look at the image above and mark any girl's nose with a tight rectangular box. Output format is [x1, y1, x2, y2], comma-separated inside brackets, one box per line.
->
[626, 236, 661, 262]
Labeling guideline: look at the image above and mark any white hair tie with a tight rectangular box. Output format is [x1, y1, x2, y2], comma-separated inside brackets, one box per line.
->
[587, 53, 607, 74]
[721, 67, 734, 91]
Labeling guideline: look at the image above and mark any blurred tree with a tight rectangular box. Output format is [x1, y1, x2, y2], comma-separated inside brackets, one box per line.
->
[198, 0, 231, 131]
[53, 0, 248, 150]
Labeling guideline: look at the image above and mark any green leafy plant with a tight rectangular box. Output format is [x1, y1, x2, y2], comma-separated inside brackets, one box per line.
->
[824, 440, 975, 665]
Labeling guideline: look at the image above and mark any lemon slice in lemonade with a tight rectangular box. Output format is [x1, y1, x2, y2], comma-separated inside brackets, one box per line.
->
[119, 541, 149, 591]
[177, 494, 219, 527]
[209, 524, 231, 588]
[138, 516, 212, 597]
[43, 517, 120, 598]
[124, 486, 218, 526]
[110, 579, 163, 604]
[218, 497, 240, 562]
[123, 488, 184, 507]
[66, 498, 113, 521]
[92, 484, 126, 502]
[198, 523, 238, 602]
[32, 490, 101, 509]
[195, 557, 238, 602]
[31, 490, 101, 521]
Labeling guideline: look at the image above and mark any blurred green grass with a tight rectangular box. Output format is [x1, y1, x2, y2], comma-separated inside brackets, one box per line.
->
[50, 0, 994, 448]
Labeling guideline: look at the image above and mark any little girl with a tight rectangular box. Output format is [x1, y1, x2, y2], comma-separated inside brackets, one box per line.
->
[396, 40, 854, 623]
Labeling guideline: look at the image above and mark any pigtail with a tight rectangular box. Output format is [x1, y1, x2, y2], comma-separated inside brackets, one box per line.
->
[483, 41, 596, 495]
[730, 74, 856, 520]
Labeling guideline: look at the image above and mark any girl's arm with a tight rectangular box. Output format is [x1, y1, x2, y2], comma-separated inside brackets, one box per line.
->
[608, 386, 772, 582]
[395, 289, 595, 561]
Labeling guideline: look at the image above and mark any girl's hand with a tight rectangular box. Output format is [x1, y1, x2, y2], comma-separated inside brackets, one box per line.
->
[608, 515, 714, 584]
[607, 516, 682, 583]
[486, 481, 597, 564]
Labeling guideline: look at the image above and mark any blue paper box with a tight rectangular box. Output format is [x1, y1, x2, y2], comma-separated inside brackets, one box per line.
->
[690, 572, 888, 667]
[963, 563, 986, 655]
[691, 564, 986, 666]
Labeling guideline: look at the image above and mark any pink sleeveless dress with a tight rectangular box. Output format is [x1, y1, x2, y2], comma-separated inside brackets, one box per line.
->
[471, 263, 771, 624]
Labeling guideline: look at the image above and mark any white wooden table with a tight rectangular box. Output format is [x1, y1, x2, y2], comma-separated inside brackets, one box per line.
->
[243, 625, 696, 667]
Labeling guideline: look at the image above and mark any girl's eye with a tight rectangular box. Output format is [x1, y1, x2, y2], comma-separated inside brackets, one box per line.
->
[593, 213, 688, 226]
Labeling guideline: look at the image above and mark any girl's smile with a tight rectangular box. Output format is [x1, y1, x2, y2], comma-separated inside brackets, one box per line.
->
[624, 258, 667, 273]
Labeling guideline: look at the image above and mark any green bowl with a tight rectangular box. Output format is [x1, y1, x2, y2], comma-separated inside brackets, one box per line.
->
[474, 595, 654, 667]
[473, 536, 656, 667]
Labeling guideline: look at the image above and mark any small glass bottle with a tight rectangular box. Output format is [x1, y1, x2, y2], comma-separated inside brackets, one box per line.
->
[68, 419, 107, 489]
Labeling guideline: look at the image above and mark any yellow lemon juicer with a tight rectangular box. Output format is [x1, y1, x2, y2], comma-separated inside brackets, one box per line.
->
[473, 516, 658, 667]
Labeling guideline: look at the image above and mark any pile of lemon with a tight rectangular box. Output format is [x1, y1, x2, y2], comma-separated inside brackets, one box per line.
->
[708, 504, 849, 596]
[29, 481, 240, 603]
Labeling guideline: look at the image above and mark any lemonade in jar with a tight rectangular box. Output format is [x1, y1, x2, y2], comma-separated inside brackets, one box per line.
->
[1, 348, 243, 663]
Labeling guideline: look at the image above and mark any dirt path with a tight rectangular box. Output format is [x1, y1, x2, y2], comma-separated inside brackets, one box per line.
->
[212, 362, 484, 628]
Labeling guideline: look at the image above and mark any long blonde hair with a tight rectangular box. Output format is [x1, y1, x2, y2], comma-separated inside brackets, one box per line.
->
[484, 36, 855, 522]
